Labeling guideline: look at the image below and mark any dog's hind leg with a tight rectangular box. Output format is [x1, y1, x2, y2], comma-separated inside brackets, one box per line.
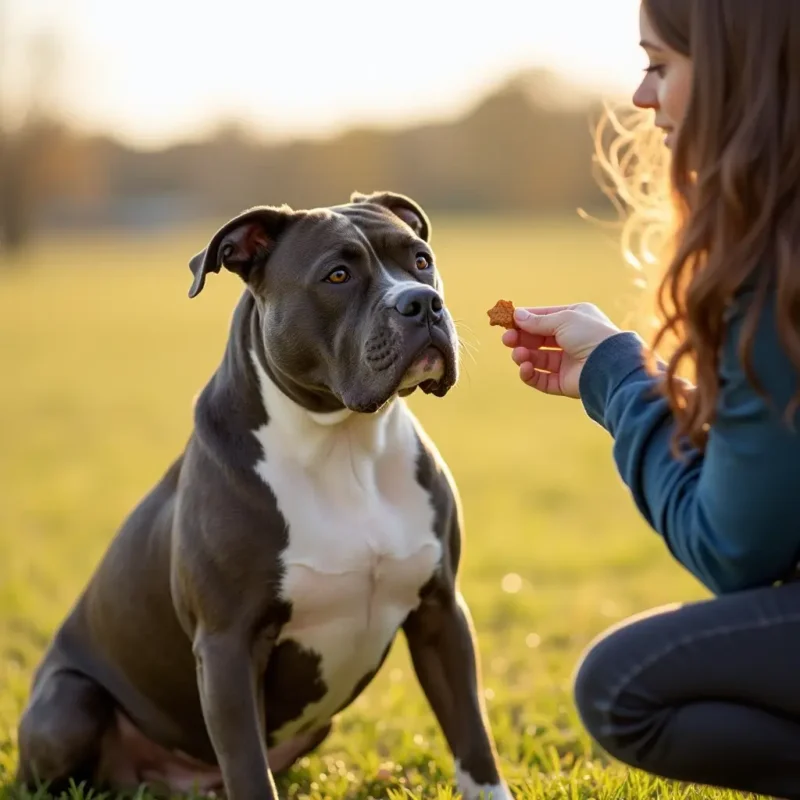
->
[15, 667, 115, 795]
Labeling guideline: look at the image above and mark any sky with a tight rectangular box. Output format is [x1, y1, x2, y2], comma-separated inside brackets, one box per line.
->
[2, 0, 644, 149]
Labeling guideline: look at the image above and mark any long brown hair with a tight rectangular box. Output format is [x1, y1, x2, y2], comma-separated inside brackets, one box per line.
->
[597, 0, 800, 454]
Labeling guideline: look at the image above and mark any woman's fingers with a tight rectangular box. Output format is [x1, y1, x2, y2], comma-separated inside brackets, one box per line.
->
[514, 347, 563, 373]
[519, 362, 564, 395]
[511, 346, 529, 366]
[501, 329, 558, 350]
[532, 348, 563, 374]
[517, 341, 566, 395]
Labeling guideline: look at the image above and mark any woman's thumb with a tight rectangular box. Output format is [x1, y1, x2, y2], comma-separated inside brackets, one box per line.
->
[513, 308, 563, 336]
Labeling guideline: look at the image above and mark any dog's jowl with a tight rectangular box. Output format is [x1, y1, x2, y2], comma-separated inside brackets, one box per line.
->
[15, 191, 512, 800]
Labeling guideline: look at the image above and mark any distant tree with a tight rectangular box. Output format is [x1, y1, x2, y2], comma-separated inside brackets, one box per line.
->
[0, 11, 66, 258]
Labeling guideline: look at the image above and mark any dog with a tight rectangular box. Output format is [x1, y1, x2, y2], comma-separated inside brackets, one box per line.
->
[15, 191, 511, 800]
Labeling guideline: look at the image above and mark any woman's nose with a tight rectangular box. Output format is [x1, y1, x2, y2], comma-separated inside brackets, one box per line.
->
[633, 75, 659, 111]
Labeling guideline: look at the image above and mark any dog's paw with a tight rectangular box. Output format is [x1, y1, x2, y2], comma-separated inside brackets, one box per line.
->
[459, 782, 513, 800]
[455, 763, 513, 800]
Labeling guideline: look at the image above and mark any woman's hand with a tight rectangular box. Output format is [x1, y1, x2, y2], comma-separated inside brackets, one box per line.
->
[501, 303, 621, 398]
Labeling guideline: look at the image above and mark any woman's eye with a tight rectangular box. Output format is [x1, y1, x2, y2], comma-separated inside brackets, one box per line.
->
[415, 255, 432, 270]
[325, 268, 350, 284]
[645, 64, 666, 78]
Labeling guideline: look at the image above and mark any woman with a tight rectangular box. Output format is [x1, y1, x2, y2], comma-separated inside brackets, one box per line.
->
[502, 1, 800, 798]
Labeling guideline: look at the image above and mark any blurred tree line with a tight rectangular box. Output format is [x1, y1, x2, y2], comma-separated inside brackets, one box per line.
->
[0, 40, 615, 255]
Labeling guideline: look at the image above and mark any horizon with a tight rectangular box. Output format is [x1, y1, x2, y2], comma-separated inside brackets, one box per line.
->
[2, 0, 644, 149]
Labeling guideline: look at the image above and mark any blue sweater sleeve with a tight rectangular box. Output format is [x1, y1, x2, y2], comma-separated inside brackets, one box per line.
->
[579, 291, 800, 595]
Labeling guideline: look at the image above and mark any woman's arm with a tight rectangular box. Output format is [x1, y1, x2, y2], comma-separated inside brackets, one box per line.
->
[579, 290, 800, 594]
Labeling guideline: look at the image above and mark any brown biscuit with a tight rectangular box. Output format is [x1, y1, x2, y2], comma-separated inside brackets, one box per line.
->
[487, 299, 516, 329]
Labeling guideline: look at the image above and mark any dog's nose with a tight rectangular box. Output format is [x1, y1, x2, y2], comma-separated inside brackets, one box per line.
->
[394, 286, 444, 323]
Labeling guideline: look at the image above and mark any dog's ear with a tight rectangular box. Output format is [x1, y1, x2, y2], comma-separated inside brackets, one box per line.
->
[188, 205, 296, 298]
[350, 190, 431, 242]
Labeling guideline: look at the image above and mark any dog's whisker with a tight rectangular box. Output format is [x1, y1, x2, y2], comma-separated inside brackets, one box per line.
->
[456, 341, 476, 368]
[453, 321, 481, 349]
[458, 335, 480, 354]
[456, 359, 475, 390]
[460, 347, 478, 368]
[454, 317, 482, 335]
[454, 319, 479, 335]
[456, 337, 479, 366]
[456, 344, 477, 377]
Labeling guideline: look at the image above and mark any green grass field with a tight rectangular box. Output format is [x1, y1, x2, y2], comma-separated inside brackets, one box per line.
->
[0, 215, 749, 799]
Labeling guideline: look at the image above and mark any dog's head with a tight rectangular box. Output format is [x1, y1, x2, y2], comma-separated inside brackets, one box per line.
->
[188, 191, 459, 414]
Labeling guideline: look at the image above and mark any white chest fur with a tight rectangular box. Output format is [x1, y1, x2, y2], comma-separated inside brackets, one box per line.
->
[250, 354, 442, 740]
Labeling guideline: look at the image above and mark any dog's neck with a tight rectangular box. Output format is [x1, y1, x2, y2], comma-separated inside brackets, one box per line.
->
[249, 350, 401, 468]
[243, 295, 346, 417]
[206, 291, 400, 469]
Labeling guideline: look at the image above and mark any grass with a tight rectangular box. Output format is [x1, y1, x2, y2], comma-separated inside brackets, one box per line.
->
[0, 214, 752, 799]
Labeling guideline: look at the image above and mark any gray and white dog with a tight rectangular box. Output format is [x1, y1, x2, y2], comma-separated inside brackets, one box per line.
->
[15, 191, 511, 800]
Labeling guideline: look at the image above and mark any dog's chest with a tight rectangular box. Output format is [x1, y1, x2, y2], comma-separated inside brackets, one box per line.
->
[260, 428, 441, 623]
[252, 405, 442, 736]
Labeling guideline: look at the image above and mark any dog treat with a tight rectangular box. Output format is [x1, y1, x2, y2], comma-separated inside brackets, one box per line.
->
[487, 299, 516, 329]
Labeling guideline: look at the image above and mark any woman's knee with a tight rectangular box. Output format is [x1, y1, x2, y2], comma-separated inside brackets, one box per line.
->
[571, 625, 625, 747]
[571, 604, 682, 761]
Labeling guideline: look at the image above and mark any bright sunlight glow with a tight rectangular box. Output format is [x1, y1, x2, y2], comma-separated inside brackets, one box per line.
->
[3, 0, 644, 148]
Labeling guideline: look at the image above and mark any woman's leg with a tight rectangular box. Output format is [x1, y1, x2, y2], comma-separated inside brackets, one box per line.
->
[572, 581, 800, 799]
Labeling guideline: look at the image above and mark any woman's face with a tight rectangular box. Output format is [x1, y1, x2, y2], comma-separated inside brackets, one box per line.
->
[632, 4, 693, 150]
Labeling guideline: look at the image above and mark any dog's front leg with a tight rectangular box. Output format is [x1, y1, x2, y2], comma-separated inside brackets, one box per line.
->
[404, 588, 512, 800]
[194, 628, 277, 800]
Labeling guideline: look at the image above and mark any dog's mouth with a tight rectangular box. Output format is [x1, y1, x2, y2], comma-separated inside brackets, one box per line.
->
[336, 325, 458, 414]
[397, 346, 447, 397]
[395, 324, 458, 399]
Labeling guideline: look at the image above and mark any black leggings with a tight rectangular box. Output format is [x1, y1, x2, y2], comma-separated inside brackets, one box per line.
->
[573, 581, 800, 800]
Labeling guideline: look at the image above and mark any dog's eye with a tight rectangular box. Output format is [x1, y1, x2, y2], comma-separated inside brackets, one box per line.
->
[415, 254, 432, 270]
[325, 268, 350, 284]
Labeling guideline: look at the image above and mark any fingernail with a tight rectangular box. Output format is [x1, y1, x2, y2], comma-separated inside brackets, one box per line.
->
[514, 309, 530, 322]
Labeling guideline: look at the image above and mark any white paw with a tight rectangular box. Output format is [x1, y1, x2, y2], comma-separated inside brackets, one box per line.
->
[455, 761, 513, 800]
[458, 781, 513, 800]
